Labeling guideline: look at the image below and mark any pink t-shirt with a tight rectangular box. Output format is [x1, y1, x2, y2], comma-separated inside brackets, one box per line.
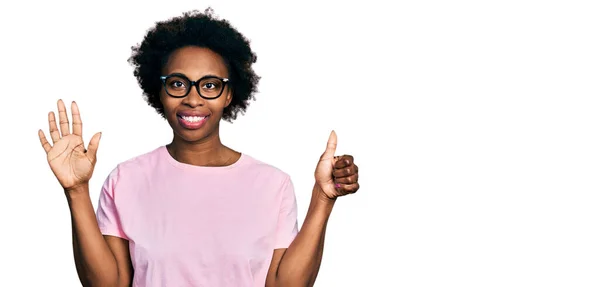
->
[96, 146, 299, 286]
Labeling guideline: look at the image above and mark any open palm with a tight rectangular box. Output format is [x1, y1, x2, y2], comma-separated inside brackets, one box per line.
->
[39, 100, 102, 191]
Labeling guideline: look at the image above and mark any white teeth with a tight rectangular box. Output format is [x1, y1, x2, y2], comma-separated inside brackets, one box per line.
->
[181, 115, 206, 122]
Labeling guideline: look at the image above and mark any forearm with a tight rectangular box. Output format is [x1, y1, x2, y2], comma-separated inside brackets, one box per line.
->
[275, 183, 335, 287]
[66, 184, 119, 287]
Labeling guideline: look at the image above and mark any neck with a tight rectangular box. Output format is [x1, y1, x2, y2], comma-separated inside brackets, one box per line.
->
[167, 129, 236, 167]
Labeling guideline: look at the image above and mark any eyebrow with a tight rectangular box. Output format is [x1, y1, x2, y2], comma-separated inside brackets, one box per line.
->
[165, 72, 226, 79]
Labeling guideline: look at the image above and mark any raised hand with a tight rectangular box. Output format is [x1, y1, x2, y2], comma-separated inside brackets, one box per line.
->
[38, 100, 102, 191]
[314, 130, 360, 199]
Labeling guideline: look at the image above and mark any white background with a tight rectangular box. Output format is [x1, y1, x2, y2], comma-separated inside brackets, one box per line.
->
[1, 0, 599, 286]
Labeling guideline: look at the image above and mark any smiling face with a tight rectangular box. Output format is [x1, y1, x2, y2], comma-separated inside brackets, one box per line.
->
[160, 46, 233, 143]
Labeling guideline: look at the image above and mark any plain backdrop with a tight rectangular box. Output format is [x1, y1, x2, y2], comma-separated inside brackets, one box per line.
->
[1, 0, 599, 286]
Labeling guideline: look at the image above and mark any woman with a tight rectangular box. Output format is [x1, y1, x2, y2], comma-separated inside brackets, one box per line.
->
[38, 9, 359, 287]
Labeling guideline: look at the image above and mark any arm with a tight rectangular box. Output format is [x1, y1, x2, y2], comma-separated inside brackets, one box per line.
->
[67, 184, 133, 287]
[266, 130, 359, 287]
[38, 100, 133, 286]
[266, 184, 335, 287]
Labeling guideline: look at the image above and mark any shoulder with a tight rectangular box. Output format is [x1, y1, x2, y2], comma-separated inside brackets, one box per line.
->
[239, 153, 292, 185]
[241, 154, 289, 177]
[103, 146, 164, 185]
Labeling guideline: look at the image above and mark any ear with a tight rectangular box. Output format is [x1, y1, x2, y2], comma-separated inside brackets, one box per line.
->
[158, 90, 167, 105]
[224, 89, 233, 107]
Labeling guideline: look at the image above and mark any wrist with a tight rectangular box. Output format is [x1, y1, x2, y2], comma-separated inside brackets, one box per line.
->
[64, 182, 90, 201]
[313, 184, 337, 206]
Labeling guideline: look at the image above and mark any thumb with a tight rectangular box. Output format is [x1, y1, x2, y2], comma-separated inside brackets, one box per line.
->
[321, 130, 337, 160]
[86, 132, 102, 160]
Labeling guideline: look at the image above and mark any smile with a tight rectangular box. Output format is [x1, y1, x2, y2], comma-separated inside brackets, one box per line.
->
[177, 114, 209, 129]
[179, 115, 207, 122]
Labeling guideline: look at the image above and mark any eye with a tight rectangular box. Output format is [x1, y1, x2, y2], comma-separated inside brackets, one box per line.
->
[167, 78, 187, 90]
[202, 82, 216, 89]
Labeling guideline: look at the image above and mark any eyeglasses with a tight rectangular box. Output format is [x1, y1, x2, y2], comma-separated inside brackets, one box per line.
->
[159, 73, 230, 99]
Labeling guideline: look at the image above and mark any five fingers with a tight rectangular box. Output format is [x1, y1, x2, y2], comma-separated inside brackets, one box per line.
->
[39, 100, 88, 154]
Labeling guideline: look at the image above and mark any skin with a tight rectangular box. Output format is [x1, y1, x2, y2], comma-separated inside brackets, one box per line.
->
[160, 46, 240, 167]
[39, 46, 360, 287]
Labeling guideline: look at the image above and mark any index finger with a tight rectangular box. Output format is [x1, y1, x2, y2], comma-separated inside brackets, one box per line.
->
[71, 101, 83, 136]
[334, 155, 354, 169]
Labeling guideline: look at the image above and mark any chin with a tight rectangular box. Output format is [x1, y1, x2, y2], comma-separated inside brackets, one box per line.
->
[171, 123, 216, 143]
[177, 132, 209, 142]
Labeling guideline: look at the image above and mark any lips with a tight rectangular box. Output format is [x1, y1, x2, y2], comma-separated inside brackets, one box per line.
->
[176, 111, 210, 130]
[179, 115, 207, 122]
[177, 110, 210, 118]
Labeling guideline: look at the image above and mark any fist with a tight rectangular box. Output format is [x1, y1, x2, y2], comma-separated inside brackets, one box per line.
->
[330, 154, 359, 198]
[314, 130, 360, 199]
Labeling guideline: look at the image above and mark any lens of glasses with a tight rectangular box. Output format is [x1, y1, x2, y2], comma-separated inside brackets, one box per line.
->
[197, 77, 225, 99]
[164, 75, 224, 99]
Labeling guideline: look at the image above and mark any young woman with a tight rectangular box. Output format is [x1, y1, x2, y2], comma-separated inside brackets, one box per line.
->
[38, 9, 360, 287]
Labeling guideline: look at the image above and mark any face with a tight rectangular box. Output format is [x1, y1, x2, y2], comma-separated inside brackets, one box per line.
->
[160, 46, 232, 143]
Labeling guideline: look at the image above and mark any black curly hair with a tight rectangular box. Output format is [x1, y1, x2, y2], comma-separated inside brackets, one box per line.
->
[128, 8, 260, 122]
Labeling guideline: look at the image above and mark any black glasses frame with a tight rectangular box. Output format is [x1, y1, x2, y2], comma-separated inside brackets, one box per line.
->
[159, 73, 230, 99]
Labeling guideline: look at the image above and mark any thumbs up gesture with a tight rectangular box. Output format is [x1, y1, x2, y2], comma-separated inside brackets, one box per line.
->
[314, 130, 360, 200]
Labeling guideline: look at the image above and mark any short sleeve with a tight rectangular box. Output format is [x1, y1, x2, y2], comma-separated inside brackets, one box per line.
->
[96, 167, 128, 239]
[274, 175, 299, 249]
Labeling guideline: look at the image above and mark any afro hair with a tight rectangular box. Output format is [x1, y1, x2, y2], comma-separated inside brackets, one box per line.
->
[128, 8, 260, 122]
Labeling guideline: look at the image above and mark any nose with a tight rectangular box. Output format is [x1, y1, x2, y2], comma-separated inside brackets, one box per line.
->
[181, 86, 206, 108]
